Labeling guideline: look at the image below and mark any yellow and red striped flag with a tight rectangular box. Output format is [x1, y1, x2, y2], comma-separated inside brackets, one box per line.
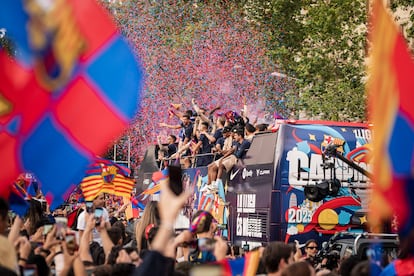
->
[80, 158, 135, 201]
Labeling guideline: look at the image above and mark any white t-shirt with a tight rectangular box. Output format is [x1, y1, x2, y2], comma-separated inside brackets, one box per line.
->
[77, 207, 110, 245]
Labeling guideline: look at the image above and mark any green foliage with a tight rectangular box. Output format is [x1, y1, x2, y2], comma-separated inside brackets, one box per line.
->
[244, 0, 368, 121]
[390, 0, 414, 40]
[104, 0, 414, 123]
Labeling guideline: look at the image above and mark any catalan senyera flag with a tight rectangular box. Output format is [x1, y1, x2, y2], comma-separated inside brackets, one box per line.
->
[0, 0, 143, 207]
[80, 158, 135, 201]
[368, 0, 414, 236]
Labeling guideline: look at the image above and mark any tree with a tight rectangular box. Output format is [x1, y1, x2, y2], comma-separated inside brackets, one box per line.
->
[390, 0, 414, 37]
[243, 0, 368, 121]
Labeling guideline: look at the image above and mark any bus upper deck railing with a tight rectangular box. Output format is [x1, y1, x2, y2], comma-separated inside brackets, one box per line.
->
[156, 152, 219, 169]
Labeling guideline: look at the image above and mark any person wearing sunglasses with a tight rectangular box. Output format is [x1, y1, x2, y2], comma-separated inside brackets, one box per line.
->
[303, 239, 319, 267]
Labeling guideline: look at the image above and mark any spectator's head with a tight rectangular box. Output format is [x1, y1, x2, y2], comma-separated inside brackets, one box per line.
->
[175, 261, 194, 276]
[144, 223, 159, 248]
[199, 121, 209, 132]
[338, 255, 360, 276]
[350, 260, 382, 276]
[304, 239, 319, 257]
[107, 245, 127, 265]
[190, 210, 217, 238]
[27, 254, 49, 276]
[281, 261, 315, 276]
[245, 123, 256, 135]
[26, 199, 43, 235]
[112, 220, 127, 243]
[107, 226, 123, 245]
[0, 198, 9, 236]
[168, 134, 177, 144]
[124, 247, 141, 266]
[216, 116, 226, 128]
[135, 201, 160, 251]
[182, 114, 191, 125]
[93, 193, 106, 208]
[232, 127, 245, 141]
[222, 126, 232, 137]
[262, 241, 294, 274]
[255, 123, 269, 132]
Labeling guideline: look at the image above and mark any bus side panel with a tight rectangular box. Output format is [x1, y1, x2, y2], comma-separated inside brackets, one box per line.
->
[227, 163, 274, 246]
[276, 124, 372, 244]
[269, 190, 282, 242]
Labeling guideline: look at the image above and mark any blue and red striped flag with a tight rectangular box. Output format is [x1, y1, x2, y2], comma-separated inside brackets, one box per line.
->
[80, 158, 135, 201]
[368, 0, 414, 237]
[0, 0, 143, 208]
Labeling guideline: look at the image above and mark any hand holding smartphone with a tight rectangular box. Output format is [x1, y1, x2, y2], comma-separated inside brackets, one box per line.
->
[43, 224, 53, 236]
[55, 217, 68, 240]
[198, 238, 216, 252]
[168, 165, 183, 196]
[65, 233, 78, 255]
[94, 207, 103, 226]
[85, 201, 94, 213]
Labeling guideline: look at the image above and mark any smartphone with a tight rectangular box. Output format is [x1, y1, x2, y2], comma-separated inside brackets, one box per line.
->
[22, 264, 37, 276]
[94, 207, 103, 226]
[55, 217, 68, 240]
[198, 238, 216, 252]
[65, 233, 78, 254]
[43, 224, 53, 236]
[85, 201, 94, 213]
[168, 165, 183, 196]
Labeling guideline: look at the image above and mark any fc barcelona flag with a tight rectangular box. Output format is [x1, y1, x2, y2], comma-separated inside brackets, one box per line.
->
[368, 0, 414, 236]
[0, 0, 143, 207]
[80, 158, 135, 201]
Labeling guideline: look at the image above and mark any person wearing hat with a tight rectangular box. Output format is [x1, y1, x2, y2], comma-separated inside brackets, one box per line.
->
[202, 127, 250, 194]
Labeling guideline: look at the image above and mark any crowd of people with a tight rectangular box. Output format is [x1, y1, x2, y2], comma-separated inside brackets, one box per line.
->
[0, 100, 411, 275]
[0, 178, 410, 275]
[157, 99, 274, 193]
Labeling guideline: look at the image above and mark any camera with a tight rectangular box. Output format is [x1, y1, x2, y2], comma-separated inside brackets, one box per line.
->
[314, 250, 340, 270]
